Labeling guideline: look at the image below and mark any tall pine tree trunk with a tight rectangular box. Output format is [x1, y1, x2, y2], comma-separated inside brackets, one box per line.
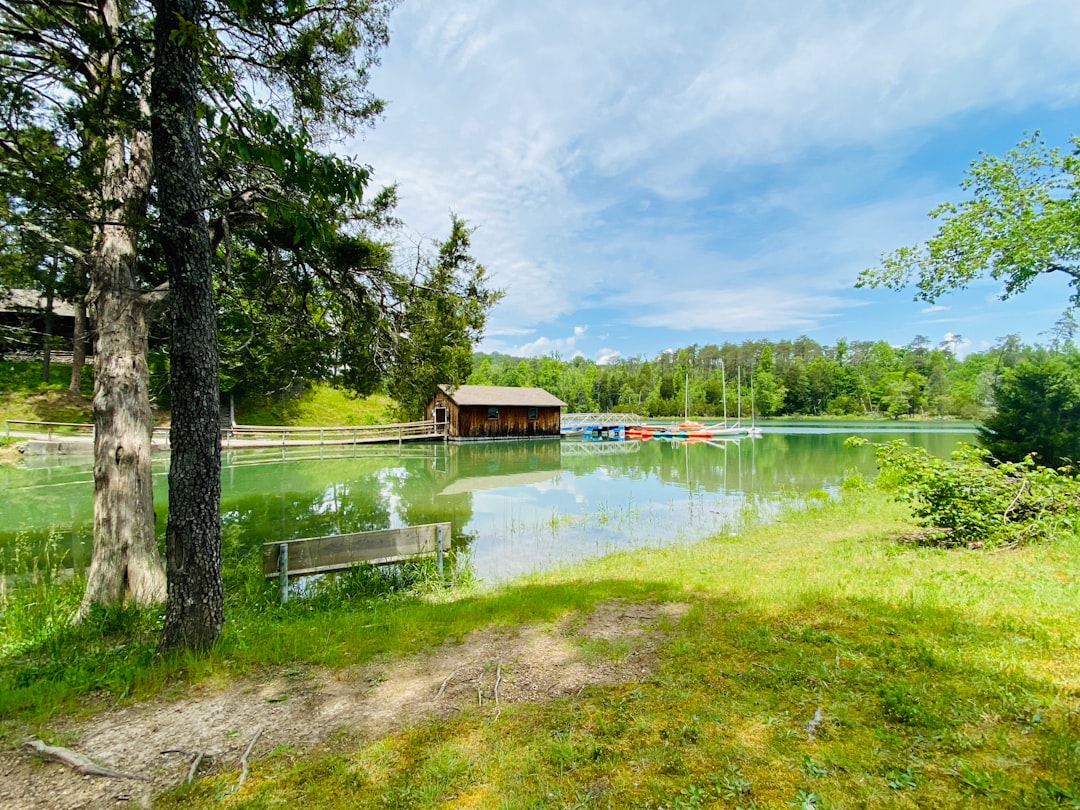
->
[76, 3, 166, 616]
[154, 0, 223, 653]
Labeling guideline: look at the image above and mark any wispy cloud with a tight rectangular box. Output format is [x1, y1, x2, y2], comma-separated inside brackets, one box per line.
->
[357, 0, 1080, 357]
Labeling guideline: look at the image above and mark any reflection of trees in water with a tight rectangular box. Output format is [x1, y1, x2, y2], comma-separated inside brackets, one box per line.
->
[396, 440, 564, 556]
[0, 468, 111, 573]
[559, 431, 972, 495]
[1, 431, 977, 575]
[221, 446, 492, 560]
[222, 465, 392, 554]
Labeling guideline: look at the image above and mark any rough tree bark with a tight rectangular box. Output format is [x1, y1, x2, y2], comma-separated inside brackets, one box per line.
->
[76, 0, 166, 618]
[153, 0, 223, 652]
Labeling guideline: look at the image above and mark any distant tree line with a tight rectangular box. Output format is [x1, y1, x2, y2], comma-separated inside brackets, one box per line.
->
[467, 332, 1066, 422]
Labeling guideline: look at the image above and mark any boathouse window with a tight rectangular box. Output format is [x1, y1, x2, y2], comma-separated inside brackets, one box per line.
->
[528, 407, 538, 420]
[487, 406, 499, 420]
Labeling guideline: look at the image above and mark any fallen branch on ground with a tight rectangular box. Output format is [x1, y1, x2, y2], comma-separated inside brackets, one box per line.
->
[188, 751, 206, 784]
[233, 727, 262, 793]
[23, 738, 149, 781]
[436, 669, 458, 698]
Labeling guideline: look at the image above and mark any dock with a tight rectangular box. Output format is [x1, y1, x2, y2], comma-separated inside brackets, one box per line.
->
[560, 412, 644, 438]
[5, 419, 446, 454]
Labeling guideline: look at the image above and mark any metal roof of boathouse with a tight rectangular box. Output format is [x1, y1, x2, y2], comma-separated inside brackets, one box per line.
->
[437, 384, 566, 408]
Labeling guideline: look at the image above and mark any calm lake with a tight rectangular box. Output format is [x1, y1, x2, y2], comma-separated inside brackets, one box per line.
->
[1, 421, 976, 583]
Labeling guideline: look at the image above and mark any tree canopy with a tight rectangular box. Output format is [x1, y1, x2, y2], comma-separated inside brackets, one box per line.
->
[0, 0, 499, 628]
[858, 133, 1080, 307]
[979, 352, 1080, 468]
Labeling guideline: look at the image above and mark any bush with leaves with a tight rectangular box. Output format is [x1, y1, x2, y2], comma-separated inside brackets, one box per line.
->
[847, 438, 1080, 547]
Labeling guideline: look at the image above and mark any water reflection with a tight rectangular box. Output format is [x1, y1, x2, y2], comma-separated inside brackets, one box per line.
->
[1, 426, 975, 583]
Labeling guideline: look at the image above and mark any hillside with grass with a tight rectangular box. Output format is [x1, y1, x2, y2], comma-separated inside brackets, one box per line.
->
[0, 360, 396, 436]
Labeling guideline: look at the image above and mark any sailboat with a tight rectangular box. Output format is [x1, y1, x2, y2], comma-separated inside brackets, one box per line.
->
[696, 364, 749, 438]
[628, 364, 764, 442]
[746, 369, 763, 437]
[631, 366, 750, 440]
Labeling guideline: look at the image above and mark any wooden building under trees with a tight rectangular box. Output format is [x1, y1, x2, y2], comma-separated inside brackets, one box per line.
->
[427, 384, 565, 440]
[0, 289, 76, 358]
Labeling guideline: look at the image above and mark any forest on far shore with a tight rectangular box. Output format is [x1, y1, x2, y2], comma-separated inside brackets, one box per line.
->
[467, 331, 1070, 420]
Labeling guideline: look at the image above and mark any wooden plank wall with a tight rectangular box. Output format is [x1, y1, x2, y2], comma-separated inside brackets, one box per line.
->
[455, 405, 560, 438]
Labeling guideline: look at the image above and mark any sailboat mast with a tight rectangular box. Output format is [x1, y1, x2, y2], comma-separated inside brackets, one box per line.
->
[751, 370, 756, 425]
[722, 361, 727, 425]
[737, 366, 742, 426]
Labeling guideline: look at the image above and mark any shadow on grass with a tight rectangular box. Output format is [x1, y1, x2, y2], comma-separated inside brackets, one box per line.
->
[5, 570, 1079, 808]
[163, 586, 1080, 809]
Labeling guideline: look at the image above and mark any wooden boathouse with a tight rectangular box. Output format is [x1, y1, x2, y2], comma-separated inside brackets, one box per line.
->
[426, 384, 566, 440]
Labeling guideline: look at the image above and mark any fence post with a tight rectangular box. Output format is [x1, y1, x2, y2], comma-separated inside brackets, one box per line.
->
[278, 543, 289, 603]
[435, 524, 445, 579]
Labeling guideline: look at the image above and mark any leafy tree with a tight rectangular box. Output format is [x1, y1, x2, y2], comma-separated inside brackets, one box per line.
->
[781, 360, 810, 414]
[0, 128, 91, 384]
[878, 370, 926, 419]
[467, 356, 495, 385]
[857, 132, 1080, 457]
[1044, 310, 1078, 351]
[386, 216, 501, 419]
[979, 354, 1080, 467]
[858, 133, 1080, 307]
[0, 0, 500, 621]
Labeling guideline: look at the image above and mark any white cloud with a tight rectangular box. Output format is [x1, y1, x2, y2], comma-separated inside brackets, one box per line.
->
[354, 0, 1080, 354]
[509, 326, 589, 358]
[922, 304, 951, 314]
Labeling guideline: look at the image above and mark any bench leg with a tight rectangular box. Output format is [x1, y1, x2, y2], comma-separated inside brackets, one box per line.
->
[436, 525, 445, 579]
[279, 543, 289, 603]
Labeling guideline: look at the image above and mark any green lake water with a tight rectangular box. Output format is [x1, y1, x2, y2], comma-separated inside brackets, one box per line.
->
[1, 421, 976, 583]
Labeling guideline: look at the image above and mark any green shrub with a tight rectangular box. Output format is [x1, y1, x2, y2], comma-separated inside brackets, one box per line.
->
[848, 437, 1080, 547]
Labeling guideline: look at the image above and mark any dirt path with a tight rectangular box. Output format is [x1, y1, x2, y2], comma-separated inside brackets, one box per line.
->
[0, 599, 688, 809]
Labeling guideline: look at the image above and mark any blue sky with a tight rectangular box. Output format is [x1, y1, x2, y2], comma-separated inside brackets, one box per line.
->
[352, 0, 1080, 363]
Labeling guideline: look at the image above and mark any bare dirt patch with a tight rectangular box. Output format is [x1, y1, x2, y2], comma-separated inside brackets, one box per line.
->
[0, 599, 689, 809]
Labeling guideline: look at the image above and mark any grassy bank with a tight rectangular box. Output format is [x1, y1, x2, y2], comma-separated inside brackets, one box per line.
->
[0, 360, 93, 425]
[234, 385, 395, 426]
[0, 359, 395, 432]
[2, 489, 1078, 807]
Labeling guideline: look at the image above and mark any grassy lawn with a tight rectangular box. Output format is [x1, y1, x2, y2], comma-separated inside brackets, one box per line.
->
[234, 385, 395, 426]
[0, 360, 396, 431]
[2, 488, 1078, 807]
[0, 360, 93, 425]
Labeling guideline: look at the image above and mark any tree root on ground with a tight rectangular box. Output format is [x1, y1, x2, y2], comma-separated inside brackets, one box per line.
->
[23, 738, 148, 781]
